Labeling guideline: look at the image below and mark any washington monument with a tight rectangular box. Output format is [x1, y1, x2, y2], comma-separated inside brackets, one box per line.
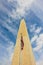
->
[12, 19, 36, 65]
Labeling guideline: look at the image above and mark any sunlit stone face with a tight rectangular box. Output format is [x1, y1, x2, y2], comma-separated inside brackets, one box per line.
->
[12, 19, 36, 65]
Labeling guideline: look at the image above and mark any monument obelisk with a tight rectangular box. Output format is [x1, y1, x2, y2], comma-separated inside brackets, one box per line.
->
[12, 19, 36, 65]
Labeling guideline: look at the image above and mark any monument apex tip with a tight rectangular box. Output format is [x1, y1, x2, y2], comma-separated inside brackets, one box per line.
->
[20, 19, 26, 24]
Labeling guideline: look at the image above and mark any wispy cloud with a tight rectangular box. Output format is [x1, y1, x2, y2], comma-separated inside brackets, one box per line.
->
[31, 27, 43, 51]
[31, 32, 43, 65]
[0, 41, 14, 65]
[35, 27, 42, 34]
[31, 0, 43, 22]
[30, 24, 37, 32]
[36, 53, 43, 65]
[30, 24, 42, 34]
[34, 33, 43, 51]
[31, 35, 38, 43]
[9, 0, 34, 19]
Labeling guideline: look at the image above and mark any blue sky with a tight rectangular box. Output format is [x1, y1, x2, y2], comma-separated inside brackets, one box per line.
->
[0, 0, 43, 65]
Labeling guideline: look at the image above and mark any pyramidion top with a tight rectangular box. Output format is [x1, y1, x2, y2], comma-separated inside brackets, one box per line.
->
[17, 19, 28, 37]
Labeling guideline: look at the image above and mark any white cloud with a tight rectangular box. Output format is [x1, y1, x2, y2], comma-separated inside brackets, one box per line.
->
[30, 24, 37, 32]
[31, 35, 38, 43]
[30, 24, 42, 34]
[10, 0, 34, 19]
[8, 0, 14, 2]
[0, 21, 17, 36]
[0, 32, 10, 43]
[30, 25, 43, 51]
[0, 41, 14, 65]
[31, 33, 43, 51]
[36, 55, 43, 65]
[31, 0, 43, 21]
[0, 0, 11, 16]
[35, 27, 42, 34]
[31, 33, 43, 65]
[7, 41, 14, 59]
